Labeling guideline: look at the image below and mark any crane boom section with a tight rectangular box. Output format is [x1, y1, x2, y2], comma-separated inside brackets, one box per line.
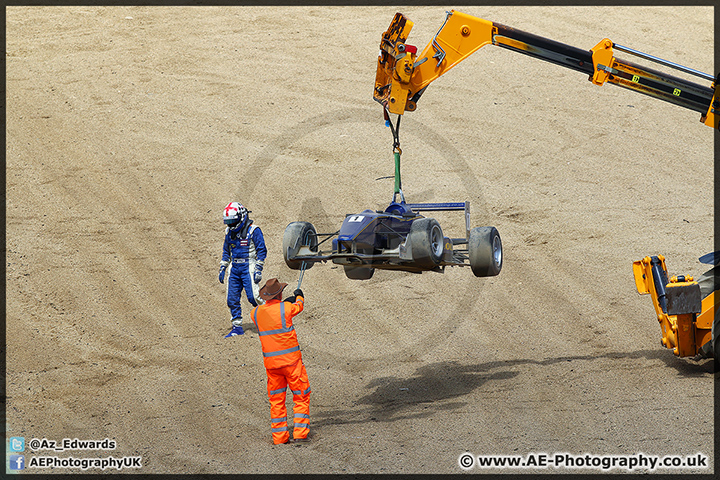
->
[374, 10, 717, 128]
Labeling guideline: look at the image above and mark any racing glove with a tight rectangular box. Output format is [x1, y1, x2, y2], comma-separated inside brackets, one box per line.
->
[218, 264, 227, 284]
[253, 264, 263, 284]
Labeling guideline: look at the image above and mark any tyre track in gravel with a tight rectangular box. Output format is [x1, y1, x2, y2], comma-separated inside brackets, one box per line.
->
[6, 6, 714, 474]
[6, 73, 239, 466]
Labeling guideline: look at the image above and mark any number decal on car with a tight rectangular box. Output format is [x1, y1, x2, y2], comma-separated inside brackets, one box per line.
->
[348, 215, 365, 222]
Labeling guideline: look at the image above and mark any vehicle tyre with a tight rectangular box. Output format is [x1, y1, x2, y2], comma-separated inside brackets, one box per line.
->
[409, 218, 444, 268]
[283, 221, 317, 270]
[343, 265, 375, 280]
[469, 226, 502, 277]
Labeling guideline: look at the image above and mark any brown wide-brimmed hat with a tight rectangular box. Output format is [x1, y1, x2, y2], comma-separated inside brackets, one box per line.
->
[259, 278, 288, 300]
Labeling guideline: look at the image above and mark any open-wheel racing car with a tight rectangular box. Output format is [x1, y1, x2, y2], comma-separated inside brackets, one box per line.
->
[283, 200, 502, 280]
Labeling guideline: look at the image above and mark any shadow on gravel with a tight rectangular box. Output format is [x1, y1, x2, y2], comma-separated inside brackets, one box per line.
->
[359, 361, 519, 421]
[482, 348, 717, 377]
[313, 360, 519, 426]
[313, 350, 715, 427]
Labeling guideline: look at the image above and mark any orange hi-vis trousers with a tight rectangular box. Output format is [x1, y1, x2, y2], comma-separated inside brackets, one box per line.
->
[266, 359, 311, 444]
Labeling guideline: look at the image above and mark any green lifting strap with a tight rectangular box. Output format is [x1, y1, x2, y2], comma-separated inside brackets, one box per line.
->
[394, 150, 402, 195]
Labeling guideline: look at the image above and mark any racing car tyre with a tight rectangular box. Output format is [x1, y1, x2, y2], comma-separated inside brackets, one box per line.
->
[409, 218, 444, 268]
[469, 226, 502, 277]
[343, 265, 375, 280]
[283, 221, 318, 270]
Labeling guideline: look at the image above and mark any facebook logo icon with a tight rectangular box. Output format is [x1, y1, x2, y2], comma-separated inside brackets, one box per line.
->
[9, 437, 25, 452]
[9, 455, 25, 470]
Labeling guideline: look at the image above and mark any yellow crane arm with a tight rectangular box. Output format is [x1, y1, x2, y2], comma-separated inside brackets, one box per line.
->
[374, 10, 718, 129]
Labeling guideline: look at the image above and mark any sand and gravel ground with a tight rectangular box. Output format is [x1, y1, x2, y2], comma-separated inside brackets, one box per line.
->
[6, 5, 715, 475]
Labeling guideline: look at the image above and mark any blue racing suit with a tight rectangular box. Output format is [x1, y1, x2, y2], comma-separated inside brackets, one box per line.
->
[220, 220, 267, 325]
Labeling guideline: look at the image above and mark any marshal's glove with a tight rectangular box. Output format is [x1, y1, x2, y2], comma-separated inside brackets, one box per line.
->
[253, 264, 263, 284]
[294, 288, 304, 299]
[218, 265, 227, 284]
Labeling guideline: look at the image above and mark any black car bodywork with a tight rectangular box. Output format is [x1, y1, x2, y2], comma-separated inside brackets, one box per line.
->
[283, 200, 502, 280]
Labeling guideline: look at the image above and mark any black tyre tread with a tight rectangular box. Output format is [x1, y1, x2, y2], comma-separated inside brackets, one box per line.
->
[409, 218, 443, 268]
[469, 226, 502, 277]
[283, 221, 317, 270]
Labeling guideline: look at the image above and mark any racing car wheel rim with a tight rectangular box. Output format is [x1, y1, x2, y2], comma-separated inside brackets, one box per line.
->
[493, 234, 502, 268]
[430, 224, 443, 258]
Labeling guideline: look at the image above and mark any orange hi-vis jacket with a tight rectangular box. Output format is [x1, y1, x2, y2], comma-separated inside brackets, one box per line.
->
[251, 295, 305, 370]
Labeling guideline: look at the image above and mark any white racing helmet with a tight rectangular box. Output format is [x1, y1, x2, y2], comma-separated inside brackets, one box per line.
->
[223, 202, 248, 226]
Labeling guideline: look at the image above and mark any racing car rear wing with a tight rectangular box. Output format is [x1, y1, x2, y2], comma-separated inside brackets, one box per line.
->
[407, 201, 471, 243]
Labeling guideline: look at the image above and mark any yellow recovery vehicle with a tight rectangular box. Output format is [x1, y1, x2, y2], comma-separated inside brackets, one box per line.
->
[633, 254, 718, 364]
[372, 10, 717, 363]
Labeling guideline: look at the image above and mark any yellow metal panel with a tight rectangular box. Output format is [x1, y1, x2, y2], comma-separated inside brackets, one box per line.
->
[632, 260, 650, 294]
[696, 291, 717, 329]
[590, 38, 614, 86]
[695, 329, 712, 351]
[702, 81, 719, 129]
[411, 11, 495, 93]
[674, 313, 696, 357]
